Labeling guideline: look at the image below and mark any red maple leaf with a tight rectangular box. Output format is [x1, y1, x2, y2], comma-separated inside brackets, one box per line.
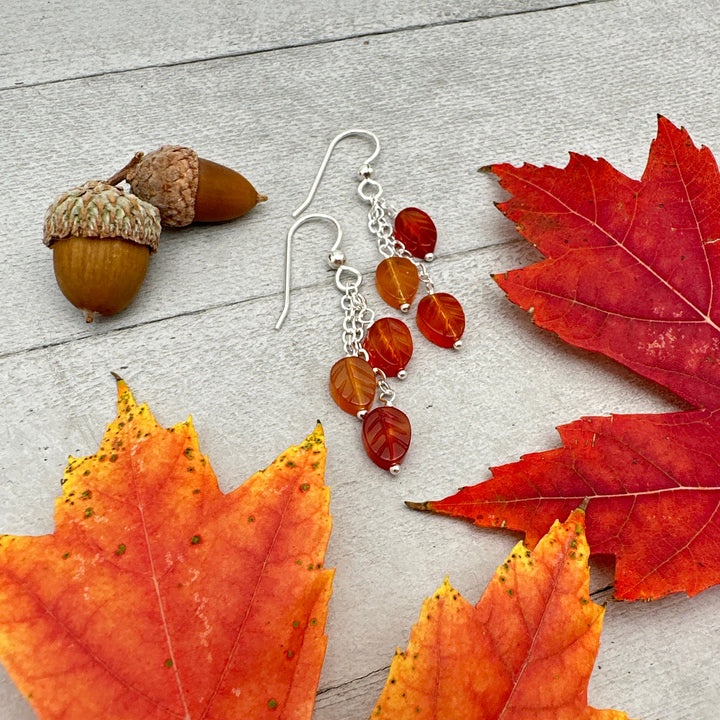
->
[411, 117, 720, 600]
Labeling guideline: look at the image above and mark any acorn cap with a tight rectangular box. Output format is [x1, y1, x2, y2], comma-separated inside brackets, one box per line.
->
[125, 145, 199, 227]
[44, 181, 161, 252]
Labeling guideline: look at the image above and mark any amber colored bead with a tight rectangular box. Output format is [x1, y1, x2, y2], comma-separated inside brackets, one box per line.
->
[394, 207, 437, 260]
[362, 406, 412, 472]
[416, 293, 465, 348]
[329, 356, 377, 415]
[363, 318, 414, 377]
[375, 257, 419, 310]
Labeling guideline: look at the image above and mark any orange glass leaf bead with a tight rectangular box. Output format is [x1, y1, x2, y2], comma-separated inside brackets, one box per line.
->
[394, 207, 437, 260]
[375, 257, 419, 310]
[362, 406, 412, 472]
[329, 356, 377, 415]
[363, 318, 414, 377]
[416, 292, 466, 348]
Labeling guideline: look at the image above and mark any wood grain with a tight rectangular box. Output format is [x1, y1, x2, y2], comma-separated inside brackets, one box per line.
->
[2, 1, 606, 87]
[1, 0, 719, 718]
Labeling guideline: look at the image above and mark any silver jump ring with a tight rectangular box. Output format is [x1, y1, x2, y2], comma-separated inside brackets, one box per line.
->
[336, 265, 363, 292]
[358, 178, 383, 203]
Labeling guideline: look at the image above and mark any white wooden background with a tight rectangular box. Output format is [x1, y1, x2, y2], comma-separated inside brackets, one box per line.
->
[1, 1, 718, 718]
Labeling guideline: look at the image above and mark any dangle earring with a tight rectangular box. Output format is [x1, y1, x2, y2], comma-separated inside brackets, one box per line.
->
[293, 129, 466, 349]
[276, 213, 412, 474]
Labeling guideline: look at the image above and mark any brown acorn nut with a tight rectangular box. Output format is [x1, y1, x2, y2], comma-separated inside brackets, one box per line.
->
[43, 181, 161, 323]
[114, 145, 267, 227]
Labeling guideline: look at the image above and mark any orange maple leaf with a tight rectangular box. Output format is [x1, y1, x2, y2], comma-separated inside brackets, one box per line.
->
[371, 509, 630, 720]
[0, 379, 333, 720]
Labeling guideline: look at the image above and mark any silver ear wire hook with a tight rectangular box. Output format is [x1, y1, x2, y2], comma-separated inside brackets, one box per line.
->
[275, 213, 346, 330]
[292, 129, 381, 218]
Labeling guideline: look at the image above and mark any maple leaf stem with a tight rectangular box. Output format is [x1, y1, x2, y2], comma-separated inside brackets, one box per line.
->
[404, 500, 430, 512]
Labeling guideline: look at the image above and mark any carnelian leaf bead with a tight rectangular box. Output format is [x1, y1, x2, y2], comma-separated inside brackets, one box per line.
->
[329, 356, 377, 415]
[394, 207, 437, 261]
[363, 318, 414, 378]
[362, 406, 412, 472]
[375, 257, 419, 311]
[416, 292, 466, 348]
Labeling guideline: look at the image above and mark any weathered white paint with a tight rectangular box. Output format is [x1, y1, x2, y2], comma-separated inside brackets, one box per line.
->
[0, 0, 718, 718]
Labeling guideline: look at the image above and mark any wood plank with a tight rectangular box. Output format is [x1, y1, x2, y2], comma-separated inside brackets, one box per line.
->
[2, 1, 606, 88]
[2, 0, 720, 718]
[1, 0, 717, 360]
[0, 240, 695, 719]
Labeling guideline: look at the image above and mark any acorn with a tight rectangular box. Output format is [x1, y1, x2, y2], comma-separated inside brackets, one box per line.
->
[110, 145, 267, 227]
[44, 180, 161, 322]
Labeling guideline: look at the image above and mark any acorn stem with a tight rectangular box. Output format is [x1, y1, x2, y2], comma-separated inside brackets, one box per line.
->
[107, 152, 145, 186]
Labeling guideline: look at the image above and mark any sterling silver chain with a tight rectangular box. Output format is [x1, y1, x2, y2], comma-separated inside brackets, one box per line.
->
[336, 265, 374, 358]
[374, 367, 396, 406]
[358, 170, 435, 294]
[333, 230, 397, 408]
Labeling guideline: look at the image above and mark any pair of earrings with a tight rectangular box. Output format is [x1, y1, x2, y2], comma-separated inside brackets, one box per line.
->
[294, 130, 466, 350]
[276, 130, 465, 474]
